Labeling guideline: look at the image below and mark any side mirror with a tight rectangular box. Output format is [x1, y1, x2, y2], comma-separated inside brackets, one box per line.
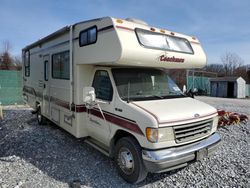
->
[182, 85, 187, 93]
[83, 87, 96, 105]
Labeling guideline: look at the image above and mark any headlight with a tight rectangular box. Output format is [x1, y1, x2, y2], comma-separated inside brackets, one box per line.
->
[146, 127, 175, 143]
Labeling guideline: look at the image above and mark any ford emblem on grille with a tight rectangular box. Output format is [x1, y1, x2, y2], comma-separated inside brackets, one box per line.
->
[194, 113, 200, 118]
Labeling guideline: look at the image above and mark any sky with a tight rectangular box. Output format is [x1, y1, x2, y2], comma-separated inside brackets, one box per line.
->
[0, 0, 250, 64]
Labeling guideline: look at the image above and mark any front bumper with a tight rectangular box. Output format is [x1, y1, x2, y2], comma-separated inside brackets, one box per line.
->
[142, 133, 221, 173]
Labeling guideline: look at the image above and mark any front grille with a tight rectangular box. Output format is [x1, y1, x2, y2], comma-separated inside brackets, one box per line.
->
[173, 119, 212, 144]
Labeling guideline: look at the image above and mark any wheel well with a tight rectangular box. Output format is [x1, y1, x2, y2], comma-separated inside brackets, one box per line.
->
[109, 130, 140, 158]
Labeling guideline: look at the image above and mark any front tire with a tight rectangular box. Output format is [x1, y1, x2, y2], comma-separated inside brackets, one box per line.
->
[114, 137, 147, 184]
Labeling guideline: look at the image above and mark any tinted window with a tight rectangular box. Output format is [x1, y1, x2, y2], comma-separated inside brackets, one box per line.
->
[52, 51, 69, 80]
[44, 60, 48, 81]
[92, 70, 113, 101]
[79, 26, 97, 47]
[24, 51, 30, 77]
[112, 68, 185, 101]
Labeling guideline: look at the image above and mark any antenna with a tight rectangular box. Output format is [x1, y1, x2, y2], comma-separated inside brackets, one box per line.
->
[127, 81, 130, 103]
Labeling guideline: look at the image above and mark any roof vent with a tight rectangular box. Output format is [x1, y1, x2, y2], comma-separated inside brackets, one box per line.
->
[125, 18, 148, 25]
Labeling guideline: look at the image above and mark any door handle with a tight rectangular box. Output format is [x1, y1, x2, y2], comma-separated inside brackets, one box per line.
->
[44, 84, 46, 88]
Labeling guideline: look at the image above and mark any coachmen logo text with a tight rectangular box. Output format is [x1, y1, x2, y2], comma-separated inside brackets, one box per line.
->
[159, 55, 185, 63]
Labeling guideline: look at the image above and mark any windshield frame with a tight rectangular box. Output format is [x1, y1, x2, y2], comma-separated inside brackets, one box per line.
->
[112, 68, 187, 102]
[135, 28, 194, 55]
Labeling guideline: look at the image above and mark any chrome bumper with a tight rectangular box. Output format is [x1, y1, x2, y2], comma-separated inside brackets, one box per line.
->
[142, 133, 221, 173]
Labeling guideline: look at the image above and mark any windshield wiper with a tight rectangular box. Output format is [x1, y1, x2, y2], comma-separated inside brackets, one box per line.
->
[146, 95, 164, 99]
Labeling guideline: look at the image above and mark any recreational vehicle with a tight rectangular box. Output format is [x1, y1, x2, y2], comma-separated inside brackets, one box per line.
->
[22, 17, 221, 183]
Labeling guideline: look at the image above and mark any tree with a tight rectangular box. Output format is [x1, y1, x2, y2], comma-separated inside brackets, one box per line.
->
[0, 40, 14, 70]
[205, 63, 224, 76]
[13, 56, 22, 70]
[221, 52, 244, 76]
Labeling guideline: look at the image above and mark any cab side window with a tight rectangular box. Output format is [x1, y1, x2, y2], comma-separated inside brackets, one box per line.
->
[92, 70, 113, 101]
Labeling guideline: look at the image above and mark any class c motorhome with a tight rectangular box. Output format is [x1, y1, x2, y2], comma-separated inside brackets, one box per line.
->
[22, 17, 221, 183]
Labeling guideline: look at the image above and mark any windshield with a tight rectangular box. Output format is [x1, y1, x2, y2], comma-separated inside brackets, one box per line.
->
[135, 28, 193, 54]
[112, 68, 186, 101]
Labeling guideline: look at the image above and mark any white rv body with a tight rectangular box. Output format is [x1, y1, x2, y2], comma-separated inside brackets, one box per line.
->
[22, 17, 220, 183]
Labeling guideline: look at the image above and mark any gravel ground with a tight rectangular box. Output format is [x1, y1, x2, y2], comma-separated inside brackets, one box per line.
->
[0, 97, 249, 188]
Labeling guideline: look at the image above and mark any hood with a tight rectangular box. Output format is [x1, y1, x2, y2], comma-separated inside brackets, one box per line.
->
[132, 97, 217, 126]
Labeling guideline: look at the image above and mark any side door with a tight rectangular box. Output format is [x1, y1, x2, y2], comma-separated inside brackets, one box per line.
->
[42, 55, 50, 118]
[86, 70, 114, 145]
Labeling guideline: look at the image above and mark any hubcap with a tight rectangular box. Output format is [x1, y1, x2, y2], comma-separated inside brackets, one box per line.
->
[118, 147, 134, 175]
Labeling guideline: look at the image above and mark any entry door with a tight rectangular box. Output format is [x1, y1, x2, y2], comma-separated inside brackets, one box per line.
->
[42, 55, 50, 117]
[86, 70, 113, 145]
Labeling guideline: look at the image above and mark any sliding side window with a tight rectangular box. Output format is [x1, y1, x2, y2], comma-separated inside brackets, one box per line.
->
[79, 26, 97, 47]
[24, 50, 30, 77]
[52, 51, 70, 80]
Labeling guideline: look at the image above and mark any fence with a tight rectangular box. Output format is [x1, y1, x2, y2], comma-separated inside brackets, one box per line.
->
[187, 76, 211, 95]
[0, 70, 23, 105]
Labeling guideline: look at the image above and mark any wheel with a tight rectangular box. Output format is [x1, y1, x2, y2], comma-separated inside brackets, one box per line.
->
[114, 137, 147, 184]
[37, 107, 46, 125]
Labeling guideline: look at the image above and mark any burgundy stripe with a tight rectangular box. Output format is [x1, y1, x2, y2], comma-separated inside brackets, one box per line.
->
[132, 102, 160, 124]
[162, 111, 218, 124]
[23, 87, 143, 135]
[116, 25, 134, 31]
[53, 99, 70, 110]
[190, 41, 200, 44]
[133, 102, 217, 124]
[75, 105, 87, 112]
[98, 25, 114, 32]
[90, 108, 144, 136]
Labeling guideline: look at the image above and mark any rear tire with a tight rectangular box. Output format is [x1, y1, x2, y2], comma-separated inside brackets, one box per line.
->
[37, 107, 46, 125]
[114, 137, 147, 184]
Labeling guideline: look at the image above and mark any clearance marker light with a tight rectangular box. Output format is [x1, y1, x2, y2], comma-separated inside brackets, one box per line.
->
[170, 32, 175, 35]
[192, 36, 196, 40]
[160, 29, 165, 33]
[116, 19, 123, 24]
[150, 27, 156, 32]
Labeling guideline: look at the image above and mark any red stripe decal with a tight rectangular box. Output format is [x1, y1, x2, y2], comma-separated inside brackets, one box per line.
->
[75, 105, 87, 112]
[132, 102, 217, 124]
[132, 102, 160, 124]
[90, 108, 144, 136]
[161, 111, 218, 124]
[116, 25, 134, 31]
[23, 87, 143, 135]
[190, 41, 200, 44]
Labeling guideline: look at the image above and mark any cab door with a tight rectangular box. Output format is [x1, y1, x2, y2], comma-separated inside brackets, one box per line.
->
[86, 70, 114, 145]
[42, 55, 50, 118]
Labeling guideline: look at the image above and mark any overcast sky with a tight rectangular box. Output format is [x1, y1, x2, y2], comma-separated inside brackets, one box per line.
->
[0, 0, 249, 64]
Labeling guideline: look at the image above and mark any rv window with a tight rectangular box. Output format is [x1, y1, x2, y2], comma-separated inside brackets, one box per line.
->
[92, 70, 113, 101]
[24, 51, 30, 77]
[44, 60, 48, 81]
[135, 28, 193, 54]
[52, 51, 70, 80]
[79, 26, 97, 47]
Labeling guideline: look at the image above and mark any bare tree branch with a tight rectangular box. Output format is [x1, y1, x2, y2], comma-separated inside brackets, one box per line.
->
[221, 52, 244, 76]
